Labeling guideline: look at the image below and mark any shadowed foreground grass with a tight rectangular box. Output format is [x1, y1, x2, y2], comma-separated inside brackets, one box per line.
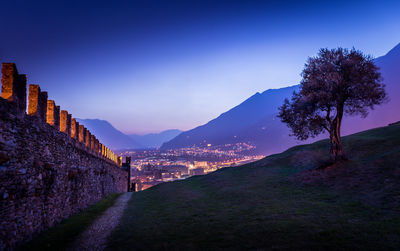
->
[107, 124, 400, 250]
[21, 193, 121, 251]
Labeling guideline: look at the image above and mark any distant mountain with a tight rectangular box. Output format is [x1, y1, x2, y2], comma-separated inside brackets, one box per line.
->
[76, 119, 141, 150]
[161, 43, 400, 155]
[76, 119, 181, 150]
[339, 43, 400, 134]
[128, 129, 182, 148]
[161, 86, 304, 154]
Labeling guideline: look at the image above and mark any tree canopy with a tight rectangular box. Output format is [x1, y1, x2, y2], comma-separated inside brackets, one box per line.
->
[278, 48, 387, 161]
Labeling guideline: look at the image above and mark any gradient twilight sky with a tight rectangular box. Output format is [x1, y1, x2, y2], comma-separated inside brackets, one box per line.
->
[1, 0, 400, 134]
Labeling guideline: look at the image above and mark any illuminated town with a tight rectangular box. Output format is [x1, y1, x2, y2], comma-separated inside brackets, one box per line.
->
[116, 142, 264, 191]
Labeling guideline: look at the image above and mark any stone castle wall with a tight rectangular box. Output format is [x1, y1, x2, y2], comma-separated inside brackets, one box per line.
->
[0, 63, 128, 249]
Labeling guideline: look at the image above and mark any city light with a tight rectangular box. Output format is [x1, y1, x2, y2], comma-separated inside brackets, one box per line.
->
[117, 142, 264, 191]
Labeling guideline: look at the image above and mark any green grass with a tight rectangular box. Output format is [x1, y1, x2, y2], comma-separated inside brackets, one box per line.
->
[21, 193, 122, 251]
[107, 124, 400, 250]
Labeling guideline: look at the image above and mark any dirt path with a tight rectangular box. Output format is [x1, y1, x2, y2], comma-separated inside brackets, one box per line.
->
[69, 192, 133, 251]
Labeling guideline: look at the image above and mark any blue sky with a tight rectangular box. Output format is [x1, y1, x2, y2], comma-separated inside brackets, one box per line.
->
[1, 0, 400, 134]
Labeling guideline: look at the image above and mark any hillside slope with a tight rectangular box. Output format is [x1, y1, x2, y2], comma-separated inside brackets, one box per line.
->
[108, 123, 400, 250]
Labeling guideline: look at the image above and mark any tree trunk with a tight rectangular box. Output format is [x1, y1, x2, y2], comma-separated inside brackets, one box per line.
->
[335, 105, 345, 161]
[329, 106, 345, 162]
[329, 130, 335, 159]
[329, 129, 340, 161]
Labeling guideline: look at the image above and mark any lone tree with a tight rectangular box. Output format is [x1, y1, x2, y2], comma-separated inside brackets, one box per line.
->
[278, 48, 386, 161]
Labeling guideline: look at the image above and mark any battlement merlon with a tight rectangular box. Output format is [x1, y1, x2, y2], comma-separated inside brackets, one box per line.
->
[46, 100, 56, 127]
[101, 144, 105, 157]
[1, 63, 27, 116]
[28, 85, 40, 116]
[79, 125, 85, 144]
[60, 110, 71, 136]
[46, 102, 61, 131]
[28, 85, 48, 122]
[95, 139, 100, 156]
[90, 134, 95, 152]
[71, 119, 78, 140]
[86, 130, 91, 149]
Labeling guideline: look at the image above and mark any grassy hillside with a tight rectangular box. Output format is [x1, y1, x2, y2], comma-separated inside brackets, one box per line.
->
[107, 124, 400, 250]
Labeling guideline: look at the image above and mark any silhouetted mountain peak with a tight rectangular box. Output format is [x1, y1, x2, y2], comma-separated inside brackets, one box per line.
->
[375, 42, 400, 66]
[261, 85, 298, 95]
[78, 118, 112, 126]
[384, 42, 400, 57]
[76, 118, 140, 150]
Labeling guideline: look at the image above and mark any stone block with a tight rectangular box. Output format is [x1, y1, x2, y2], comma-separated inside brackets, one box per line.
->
[28, 84, 40, 117]
[60, 111, 71, 136]
[46, 100, 56, 126]
[95, 139, 100, 155]
[86, 130, 90, 149]
[78, 125, 85, 144]
[90, 135, 95, 152]
[1, 63, 27, 116]
[99, 143, 104, 157]
[71, 119, 78, 140]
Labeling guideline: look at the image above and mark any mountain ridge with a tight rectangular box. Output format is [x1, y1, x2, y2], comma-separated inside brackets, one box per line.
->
[76, 118, 141, 150]
[128, 129, 182, 149]
[76, 119, 181, 150]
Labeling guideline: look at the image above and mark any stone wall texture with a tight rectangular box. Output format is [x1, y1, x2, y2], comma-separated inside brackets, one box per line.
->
[0, 63, 127, 250]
